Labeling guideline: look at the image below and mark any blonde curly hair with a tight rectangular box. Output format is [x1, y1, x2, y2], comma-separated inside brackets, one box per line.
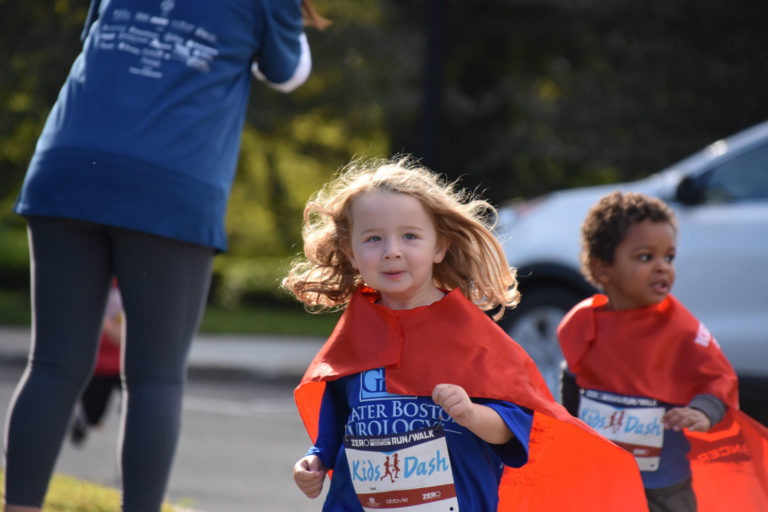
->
[282, 155, 519, 319]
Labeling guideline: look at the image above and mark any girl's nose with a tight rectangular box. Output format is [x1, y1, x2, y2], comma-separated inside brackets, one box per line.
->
[383, 240, 402, 259]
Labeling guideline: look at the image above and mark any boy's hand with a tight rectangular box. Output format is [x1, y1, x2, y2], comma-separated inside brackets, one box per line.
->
[663, 407, 711, 432]
[432, 383, 474, 427]
[293, 455, 327, 498]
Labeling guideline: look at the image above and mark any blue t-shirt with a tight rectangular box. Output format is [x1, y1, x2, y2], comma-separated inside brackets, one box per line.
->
[643, 428, 691, 488]
[308, 368, 533, 511]
[14, 0, 308, 251]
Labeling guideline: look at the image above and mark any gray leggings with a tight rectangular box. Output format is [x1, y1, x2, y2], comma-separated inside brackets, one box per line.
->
[3, 216, 214, 510]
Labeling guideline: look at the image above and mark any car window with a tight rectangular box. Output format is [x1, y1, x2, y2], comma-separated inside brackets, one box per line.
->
[702, 142, 768, 203]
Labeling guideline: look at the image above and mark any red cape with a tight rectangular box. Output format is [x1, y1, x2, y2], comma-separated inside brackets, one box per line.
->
[295, 287, 648, 511]
[558, 294, 768, 511]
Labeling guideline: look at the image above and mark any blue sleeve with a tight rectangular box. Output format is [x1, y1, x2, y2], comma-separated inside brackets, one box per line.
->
[255, 0, 308, 84]
[306, 380, 348, 470]
[480, 400, 534, 468]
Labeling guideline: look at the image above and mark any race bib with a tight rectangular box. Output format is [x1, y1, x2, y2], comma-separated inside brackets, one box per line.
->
[344, 424, 459, 511]
[578, 389, 665, 471]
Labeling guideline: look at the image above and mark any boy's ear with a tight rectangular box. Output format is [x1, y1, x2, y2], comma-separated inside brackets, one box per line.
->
[590, 258, 611, 286]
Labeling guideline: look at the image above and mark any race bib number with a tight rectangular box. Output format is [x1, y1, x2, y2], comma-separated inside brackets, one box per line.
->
[578, 389, 665, 471]
[344, 425, 459, 511]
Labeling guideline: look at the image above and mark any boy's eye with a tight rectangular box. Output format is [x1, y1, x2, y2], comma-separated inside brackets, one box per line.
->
[665, 254, 675, 263]
[638, 253, 652, 262]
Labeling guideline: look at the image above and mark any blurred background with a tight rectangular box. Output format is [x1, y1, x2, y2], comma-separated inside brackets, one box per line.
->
[2, 2, 767, 508]
[2, 0, 768, 325]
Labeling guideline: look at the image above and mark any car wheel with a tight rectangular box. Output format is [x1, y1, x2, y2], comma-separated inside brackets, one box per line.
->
[500, 285, 585, 401]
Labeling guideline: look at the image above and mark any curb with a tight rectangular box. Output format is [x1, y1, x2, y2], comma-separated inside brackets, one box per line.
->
[0, 327, 323, 384]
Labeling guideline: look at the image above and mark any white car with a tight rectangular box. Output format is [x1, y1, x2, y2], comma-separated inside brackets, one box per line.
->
[496, 120, 768, 421]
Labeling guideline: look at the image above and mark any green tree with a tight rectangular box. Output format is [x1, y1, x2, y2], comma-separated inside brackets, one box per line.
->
[3, 0, 768, 304]
[0, 0, 90, 285]
[406, 0, 768, 204]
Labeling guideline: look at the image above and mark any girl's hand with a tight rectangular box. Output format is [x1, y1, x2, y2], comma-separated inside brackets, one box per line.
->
[432, 383, 474, 427]
[293, 455, 327, 498]
[663, 407, 711, 432]
[432, 383, 514, 444]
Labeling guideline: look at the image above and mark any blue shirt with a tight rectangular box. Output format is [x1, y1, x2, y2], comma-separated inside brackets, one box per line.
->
[14, 0, 308, 251]
[308, 368, 533, 511]
[643, 415, 692, 489]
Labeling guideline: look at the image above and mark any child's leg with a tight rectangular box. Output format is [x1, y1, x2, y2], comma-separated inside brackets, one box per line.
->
[81, 375, 120, 425]
[111, 226, 213, 511]
[644, 478, 697, 512]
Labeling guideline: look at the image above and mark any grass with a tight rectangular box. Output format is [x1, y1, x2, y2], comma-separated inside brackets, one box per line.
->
[0, 289, 339, 337]
[0, 470, 185, 511]
[200, 302, 339, 337]
[0, 289, 31, 326]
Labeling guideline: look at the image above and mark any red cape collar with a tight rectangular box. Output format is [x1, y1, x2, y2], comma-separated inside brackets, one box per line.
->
[300, 286, 568, 417]
[558, 294, 739, 408]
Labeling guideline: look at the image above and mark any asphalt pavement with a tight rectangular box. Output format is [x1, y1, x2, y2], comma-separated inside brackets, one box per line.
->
[0, 325, 328, 511]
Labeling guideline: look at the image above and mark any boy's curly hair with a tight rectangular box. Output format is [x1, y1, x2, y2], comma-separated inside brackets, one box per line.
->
[580, 191, 677, 286]
[282, 155, 519, 319]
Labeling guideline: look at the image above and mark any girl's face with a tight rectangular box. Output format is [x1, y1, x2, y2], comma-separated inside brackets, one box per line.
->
[345, 191, 447, 310]
[592, 219, 677, 310]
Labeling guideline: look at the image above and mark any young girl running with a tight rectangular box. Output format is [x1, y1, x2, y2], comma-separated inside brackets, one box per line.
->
[285, 156, 648, 511]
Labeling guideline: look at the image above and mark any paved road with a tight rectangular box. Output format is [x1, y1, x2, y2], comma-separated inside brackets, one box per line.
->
[3, 326, 765, 510]
[0, 327, 330, 511]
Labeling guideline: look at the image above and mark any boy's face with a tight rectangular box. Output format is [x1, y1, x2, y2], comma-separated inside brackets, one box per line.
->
[592, 219, 677, 310]
[345, 191, 447, 311]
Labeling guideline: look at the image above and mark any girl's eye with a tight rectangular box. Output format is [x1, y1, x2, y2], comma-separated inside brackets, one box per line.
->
[638, 253, 652, 262]
[665, 254, 675, 263]
[403, 233, 416, 240]
[366, 235, 382, 243]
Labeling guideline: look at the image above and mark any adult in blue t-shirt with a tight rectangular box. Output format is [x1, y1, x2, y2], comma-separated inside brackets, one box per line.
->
[4, 1, 325, 510]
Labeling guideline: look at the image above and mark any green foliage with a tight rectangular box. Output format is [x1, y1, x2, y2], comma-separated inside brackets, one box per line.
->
[0, 225, 29, 287]
[3, 0, 768, 305]
[426, 0, 768, 203]
[0, 0, 89, 199]
[210, 254, 291, 307]
[0, 0, 90, 291]
[200, 302, 340, 337]
[0, 290, 31, 326]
